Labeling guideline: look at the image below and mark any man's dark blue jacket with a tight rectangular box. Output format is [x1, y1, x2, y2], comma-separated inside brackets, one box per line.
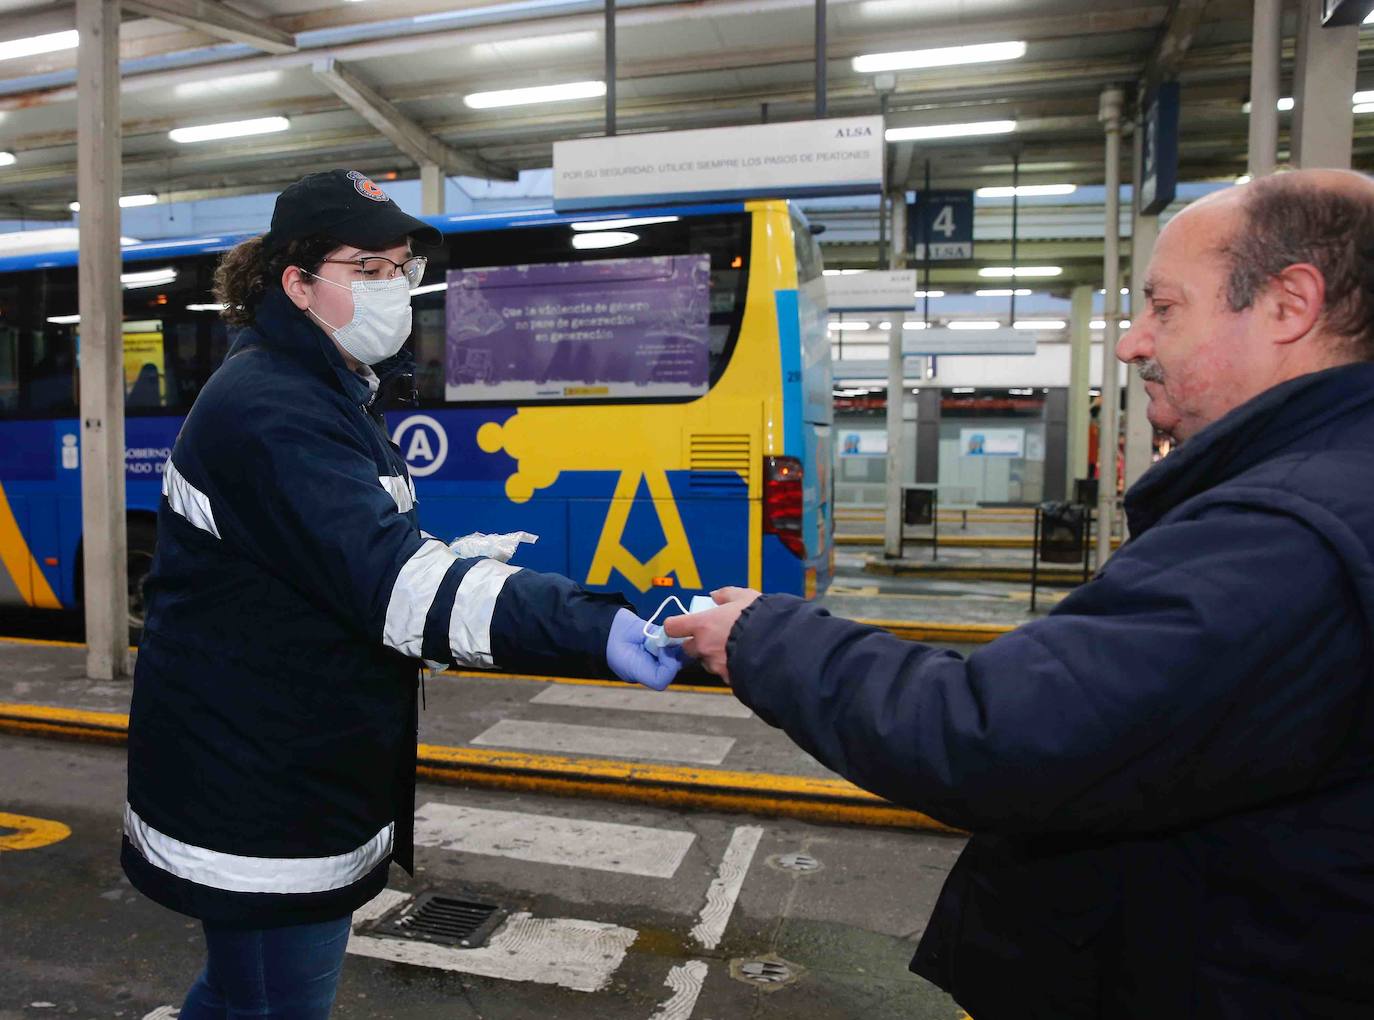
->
[123, 288, 626, 927]
[729, 363, 1374, 1017]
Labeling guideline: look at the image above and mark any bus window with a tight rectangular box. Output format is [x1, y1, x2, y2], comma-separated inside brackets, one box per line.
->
[410, 213, 750, 405]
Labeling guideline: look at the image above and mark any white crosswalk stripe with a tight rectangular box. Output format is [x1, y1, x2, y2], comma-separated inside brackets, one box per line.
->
[530, 684, 753, 719]
[412, 801, 696, 878]
[470, 718, 736, 765]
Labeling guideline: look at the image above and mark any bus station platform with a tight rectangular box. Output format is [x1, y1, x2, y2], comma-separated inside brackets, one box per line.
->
[1, 634, 973, 1019]
[0, 635, 961, 834]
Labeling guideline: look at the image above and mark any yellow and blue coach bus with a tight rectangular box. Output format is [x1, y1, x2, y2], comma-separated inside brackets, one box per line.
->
[0, 199, 832, 625]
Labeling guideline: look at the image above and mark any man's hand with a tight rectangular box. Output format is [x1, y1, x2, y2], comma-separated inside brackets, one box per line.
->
[662, 587, 762, 684]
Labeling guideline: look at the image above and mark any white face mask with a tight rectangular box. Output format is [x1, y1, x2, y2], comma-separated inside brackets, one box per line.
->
[304, 272, 412, 365]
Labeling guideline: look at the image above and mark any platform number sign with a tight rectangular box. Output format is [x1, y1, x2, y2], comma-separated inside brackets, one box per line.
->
[909, 190, 974, 261]
[1140, 82, 1180, 216]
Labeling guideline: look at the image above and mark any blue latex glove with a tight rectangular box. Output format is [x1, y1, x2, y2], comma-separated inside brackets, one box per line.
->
[606, 608, 684, 691]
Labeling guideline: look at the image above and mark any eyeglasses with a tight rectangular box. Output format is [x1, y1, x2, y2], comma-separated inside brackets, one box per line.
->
[320, 254, 428, 288]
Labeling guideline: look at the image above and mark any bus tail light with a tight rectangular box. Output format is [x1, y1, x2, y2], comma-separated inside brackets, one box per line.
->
[763, 455, 805, 558]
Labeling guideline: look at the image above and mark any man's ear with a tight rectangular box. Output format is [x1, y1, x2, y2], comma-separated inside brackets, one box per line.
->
[1266, 262, 1325, 346]
[281, 265, 311, 311]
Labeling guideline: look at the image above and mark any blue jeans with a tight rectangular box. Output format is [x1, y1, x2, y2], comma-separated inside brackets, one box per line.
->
[178, 914, 353, 1019]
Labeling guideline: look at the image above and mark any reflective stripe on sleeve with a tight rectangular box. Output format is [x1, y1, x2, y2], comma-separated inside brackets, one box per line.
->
[123, 803, 393, 894]
[383, 539, 455, 658]
[379, 475, 415, 514]
[450, 559, 521, 668]
[161, 459, 220, 538]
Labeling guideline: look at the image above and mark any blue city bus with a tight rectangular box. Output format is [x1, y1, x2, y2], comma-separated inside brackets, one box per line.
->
[0, 200, 832, 627]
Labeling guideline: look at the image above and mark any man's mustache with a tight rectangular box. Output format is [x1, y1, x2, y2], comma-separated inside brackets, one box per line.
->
[1136, 359, 1165, 383]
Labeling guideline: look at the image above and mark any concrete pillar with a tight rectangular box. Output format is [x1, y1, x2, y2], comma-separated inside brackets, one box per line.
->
[1042, 388, 1068, 503]
[1292, 0, 1358, 169]
[914, 387, 940, 484]
[1248, 0, 1282, 178]
[420, 163, 445, 216]
[1126, 106, 1159, 496]
[1096, 87, 1124, 566]
[1066, 284, 1093, 497]
[882, 193, 907, 558]
[76, 0, 130, 680]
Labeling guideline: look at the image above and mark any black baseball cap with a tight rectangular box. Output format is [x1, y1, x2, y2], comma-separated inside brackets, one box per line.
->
[261, 169, 442, 254]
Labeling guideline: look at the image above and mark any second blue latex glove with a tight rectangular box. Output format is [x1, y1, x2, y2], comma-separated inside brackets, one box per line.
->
[606, 608, 685, 691]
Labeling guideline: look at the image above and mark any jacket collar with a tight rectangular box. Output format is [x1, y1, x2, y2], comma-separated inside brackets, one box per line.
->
[232, 287, 376, 406]
[1125, 361, 1374, 535]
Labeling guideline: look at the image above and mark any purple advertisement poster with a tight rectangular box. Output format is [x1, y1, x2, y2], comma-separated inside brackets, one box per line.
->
[445, 254, 711, 401]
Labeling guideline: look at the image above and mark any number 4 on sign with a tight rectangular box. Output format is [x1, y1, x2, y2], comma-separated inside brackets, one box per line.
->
[932, 204, 956, 238]
[0, 811, 71, 852]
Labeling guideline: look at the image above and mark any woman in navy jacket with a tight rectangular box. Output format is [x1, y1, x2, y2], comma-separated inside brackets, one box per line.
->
[123, 170, 679, 1018]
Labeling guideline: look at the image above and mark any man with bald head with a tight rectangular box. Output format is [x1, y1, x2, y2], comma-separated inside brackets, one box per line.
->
[667, 169, 1374, 1017]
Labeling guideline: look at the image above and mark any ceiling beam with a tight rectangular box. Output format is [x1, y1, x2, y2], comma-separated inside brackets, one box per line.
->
[120, 0, 296, 54]
[311, 57, 514, 182]
[1142, 0, 1212, 88]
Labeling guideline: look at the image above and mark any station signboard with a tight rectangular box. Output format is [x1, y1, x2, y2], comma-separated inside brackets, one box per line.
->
[825, 270, 918, 311]
[909, 189, 974, 261]
[1140, 82, 1180, 216]
[552, 117, 884, 211]
[902, 328, 1035, 356]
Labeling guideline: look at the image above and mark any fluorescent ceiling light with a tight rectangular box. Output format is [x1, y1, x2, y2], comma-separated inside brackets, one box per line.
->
[951, 387, 976, 393]
[878, 321, 892, 330]
[1235, 174, 1252, 184]
[947, 320, 1001, 330]
[824, 268, 867, 276]
[903, 321, 930, 330]
[186, 303, 225, 312]
[570, 215, 678, 231]
[465, 80, 605, 109]
[913, 289, 944, 297]
[1355, 103, 1374, 115]
[976, 288, 1031, 297]
[410, 282, 447, 296]
[853, 41, 1026, 73]
[571, 230, 638, 250]
[0, 151, 14, 167]
[1242, 97, 1294, 113]
[1090, 320, 1131, 329]
[1096, 287, 1131, 295]
[975, 184, 1077, 198]
[1355, 91, 1374, 104]
[0, 29, 79, 63]
[121, 267, 177, 289]
[1013, 320, 1066, 330]
[886, 120, 1016, 143]
[169, 117, 290, 144]
[979, 266, 1062, 279]
[70, 194, 158, 212]
[47, 314, 80, 324]
[828, 321, 871, 331]
[1365, 7, 1374, 21]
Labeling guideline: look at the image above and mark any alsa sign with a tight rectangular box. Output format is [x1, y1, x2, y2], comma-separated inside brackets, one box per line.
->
[553, 116, 885, 211]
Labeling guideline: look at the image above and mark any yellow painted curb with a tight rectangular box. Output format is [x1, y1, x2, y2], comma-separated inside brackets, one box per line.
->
[853, 619, 1014, 644]
[0, 701, 962, 835]
[839, 534, 1121, 550]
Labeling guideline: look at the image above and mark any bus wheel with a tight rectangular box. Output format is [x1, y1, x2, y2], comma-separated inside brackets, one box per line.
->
[127, 519, 157, 636]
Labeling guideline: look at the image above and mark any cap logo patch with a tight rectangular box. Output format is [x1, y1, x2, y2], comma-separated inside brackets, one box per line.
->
[347, 170, 388, 203]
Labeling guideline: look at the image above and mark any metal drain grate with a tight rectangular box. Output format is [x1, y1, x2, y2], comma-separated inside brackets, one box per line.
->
[730, 954, 804, 989]
[364, 892, 506, 949]
[769, 852, 822, 873]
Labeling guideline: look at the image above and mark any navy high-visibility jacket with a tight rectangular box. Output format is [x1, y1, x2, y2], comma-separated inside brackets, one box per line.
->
[728, 362, 1374, 1018]
[123, 288, 627, 927]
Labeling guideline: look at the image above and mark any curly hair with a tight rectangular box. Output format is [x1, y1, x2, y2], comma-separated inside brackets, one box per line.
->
[212, 234, 340, 327]
[1221, 174, 1374, 361]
